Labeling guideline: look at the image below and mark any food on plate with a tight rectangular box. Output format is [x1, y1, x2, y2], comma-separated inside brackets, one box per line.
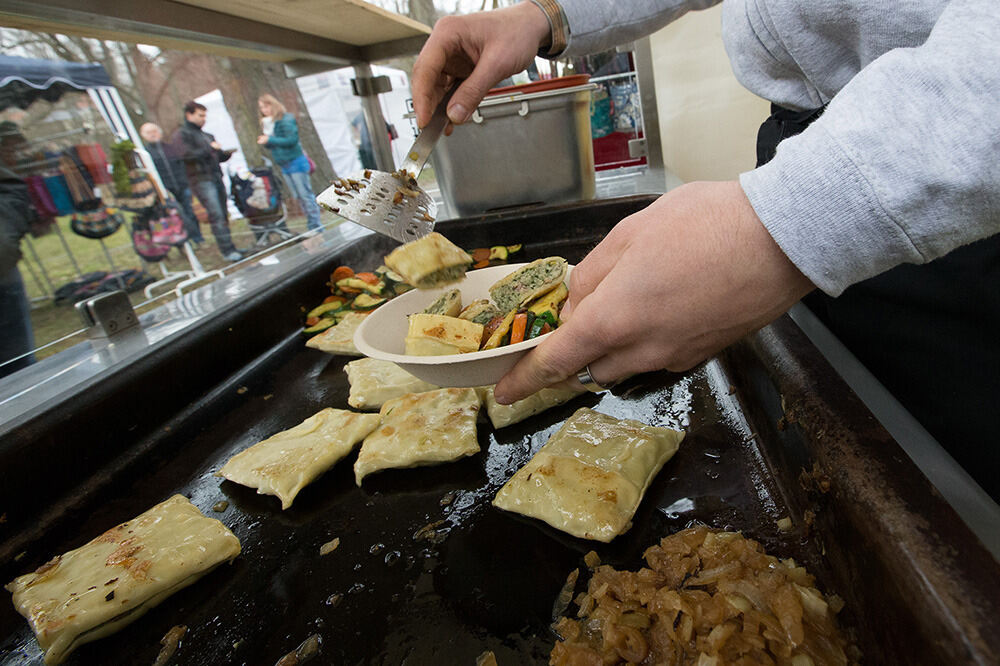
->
[550, 527, 853, 665]
[477, 384, 587, 429]
[405, 313, 484, 356]
[5, 495, 241, 665]
[302, 264, 411, 335]
[217, 408, 380, 509]
[306, 311, 370, 356]
[422, 288, 463, 317]
[383, 232, 473, 289]
[457, 299, 503, 326]
[344, 357, 438, 410]
[354, 388, 481, 485]
[480, 310, 517, 351]
[489, 256, 568, 313]
[493, 408, 683, 542]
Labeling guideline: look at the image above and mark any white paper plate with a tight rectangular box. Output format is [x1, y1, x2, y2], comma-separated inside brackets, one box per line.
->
[354, 263, 570, 387]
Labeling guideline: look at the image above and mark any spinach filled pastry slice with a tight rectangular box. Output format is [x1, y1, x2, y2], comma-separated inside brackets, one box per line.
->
[421, 288, 463, 317]
[344, 357, 438, 410]
[493, 408, 684, 542]
[457, 299, 503, 326]
[354, 387, 481, 485]
[383, 232, 473, 289]
[478, 384, 587, 429]
[218, 408, 381, 509]
[489, 257, 568, 314]
[6, 495, 240, 665]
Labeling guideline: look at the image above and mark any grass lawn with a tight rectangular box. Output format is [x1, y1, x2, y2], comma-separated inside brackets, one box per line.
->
[19, 207, 337, 360]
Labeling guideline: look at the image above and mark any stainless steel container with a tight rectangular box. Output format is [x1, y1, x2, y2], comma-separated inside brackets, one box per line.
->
[432, 82, 597, 216]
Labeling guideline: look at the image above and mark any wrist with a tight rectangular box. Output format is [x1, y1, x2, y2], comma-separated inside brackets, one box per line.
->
[523, 0, 567, 57]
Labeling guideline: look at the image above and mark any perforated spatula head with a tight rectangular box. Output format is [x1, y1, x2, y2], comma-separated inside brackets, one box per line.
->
[316, 85, 456, 243]
[317, 169, 437, 243]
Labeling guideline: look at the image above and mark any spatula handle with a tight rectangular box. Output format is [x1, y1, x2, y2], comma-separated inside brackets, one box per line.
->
[400, 83, 459, 175]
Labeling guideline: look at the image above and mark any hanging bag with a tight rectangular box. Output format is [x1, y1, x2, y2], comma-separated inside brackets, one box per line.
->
[118, 168, 158, 212]
[130, 208, 172, 261]
[149, 201, 188, 246]
[70, 207, 123, 239]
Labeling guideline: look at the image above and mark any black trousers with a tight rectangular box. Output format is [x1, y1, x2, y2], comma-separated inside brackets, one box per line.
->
[757, 104, 1000, 500]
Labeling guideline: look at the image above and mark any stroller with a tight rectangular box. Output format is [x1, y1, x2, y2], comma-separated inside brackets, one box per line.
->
[230, 165, 294, 248]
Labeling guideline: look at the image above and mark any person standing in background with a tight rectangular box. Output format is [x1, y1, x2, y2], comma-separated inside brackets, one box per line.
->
[0, 165, 36, 379]
[256, 94, 323, 233]
[139, 122, 204, 246]
[170, 101, 243, 262]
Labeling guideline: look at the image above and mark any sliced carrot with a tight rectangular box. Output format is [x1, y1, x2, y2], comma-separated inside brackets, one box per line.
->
[470, 248, 491, 263]
[339, 287, 362, 295]
[538, 322, 552, 336]
[355, 272, 380, 285]
[510, 312, 528, 344]
[331, 266, 354, 283]
[323, 295, 345, 305]
[305, 316, 320, 326]
[473, 259, 490, 269]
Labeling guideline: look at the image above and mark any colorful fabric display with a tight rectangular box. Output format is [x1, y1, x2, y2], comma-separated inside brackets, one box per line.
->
[60, 154, 102, 211]
[76, 143, 111, 185]
[26, 175, 58, 219]
[42, 174, 74, 215]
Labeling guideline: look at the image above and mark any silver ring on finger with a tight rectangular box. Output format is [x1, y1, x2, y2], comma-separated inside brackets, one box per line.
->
[577, 364, 611, 393]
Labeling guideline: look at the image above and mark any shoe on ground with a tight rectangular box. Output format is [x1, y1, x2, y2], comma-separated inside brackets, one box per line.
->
[223, 250, 244, 262]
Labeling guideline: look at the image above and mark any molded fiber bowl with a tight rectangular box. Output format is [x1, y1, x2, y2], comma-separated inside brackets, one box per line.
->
[353, 263, 570, 387]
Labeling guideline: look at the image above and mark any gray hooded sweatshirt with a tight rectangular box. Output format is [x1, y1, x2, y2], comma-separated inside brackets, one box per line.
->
[556, 0, 999, 296]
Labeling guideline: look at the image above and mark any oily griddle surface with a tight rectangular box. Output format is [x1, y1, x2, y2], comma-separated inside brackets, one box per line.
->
[0, 243, 808, 664]
[0, 350, 790, 666]
[4, 197, 997, 664]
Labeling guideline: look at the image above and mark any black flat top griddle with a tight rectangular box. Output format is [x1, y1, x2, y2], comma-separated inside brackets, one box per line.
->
[1, 197, 998, 665]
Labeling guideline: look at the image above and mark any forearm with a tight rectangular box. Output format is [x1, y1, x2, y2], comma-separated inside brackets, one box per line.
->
[740, 0, 1000, 296]
[553, 0, 722, 57]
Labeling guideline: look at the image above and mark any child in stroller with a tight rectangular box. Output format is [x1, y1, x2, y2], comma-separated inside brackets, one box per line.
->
[229, 165, 294, 247]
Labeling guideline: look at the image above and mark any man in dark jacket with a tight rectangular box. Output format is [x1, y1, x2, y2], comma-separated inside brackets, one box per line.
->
[140, 122, 204, 245]
[170, 101, 242, 261]
[0, 165, 36, 378]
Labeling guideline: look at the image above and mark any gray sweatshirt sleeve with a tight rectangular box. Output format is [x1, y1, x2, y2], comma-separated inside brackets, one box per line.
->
[740, 0, 1000, 296]
[557, 0, 722, 57]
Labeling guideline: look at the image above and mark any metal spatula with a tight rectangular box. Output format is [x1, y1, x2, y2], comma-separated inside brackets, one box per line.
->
[317, 87, 455, 243]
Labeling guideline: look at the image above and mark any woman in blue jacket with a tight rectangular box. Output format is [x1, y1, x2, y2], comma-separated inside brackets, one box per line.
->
[256, 94, 322, 232]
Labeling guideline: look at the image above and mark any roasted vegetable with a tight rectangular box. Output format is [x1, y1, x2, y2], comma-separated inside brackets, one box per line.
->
[528, 310, 558, 339]
[306, 300, 347, 319]
[482, 311, 516, 350]
[336, 277, 385, 295]
[303, 318, 337, 334]
[351, 293, 388, 310]
[510, 311, 534, 344]
[528, 282, 568, 320]
[330, 266, 354, 284]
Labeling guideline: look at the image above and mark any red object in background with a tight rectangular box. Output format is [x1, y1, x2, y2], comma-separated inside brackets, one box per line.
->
[486, 74, 591, 97]
[593, 130, 647, 171]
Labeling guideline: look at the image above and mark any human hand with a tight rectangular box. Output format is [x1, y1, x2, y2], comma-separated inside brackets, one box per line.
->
[492, 181, 815, 404]
[411, 2, 551, 128]
[256, 135, 269, 145]
[210, 141, 222, 150]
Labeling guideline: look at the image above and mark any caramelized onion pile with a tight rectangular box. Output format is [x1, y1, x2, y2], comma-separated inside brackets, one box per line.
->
[551, 527, 855, 666]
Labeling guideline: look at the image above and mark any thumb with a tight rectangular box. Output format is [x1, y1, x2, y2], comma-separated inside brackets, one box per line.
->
[447, 63, 502, 124]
